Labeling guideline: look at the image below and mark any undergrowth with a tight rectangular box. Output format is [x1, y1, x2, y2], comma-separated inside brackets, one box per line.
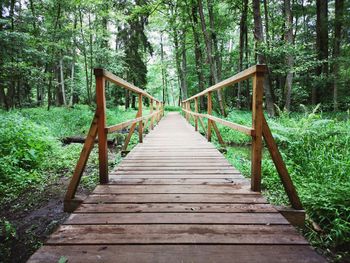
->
[214, 107, 350, 261]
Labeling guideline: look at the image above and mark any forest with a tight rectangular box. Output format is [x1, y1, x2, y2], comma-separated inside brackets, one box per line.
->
[0, 0, 349, 262]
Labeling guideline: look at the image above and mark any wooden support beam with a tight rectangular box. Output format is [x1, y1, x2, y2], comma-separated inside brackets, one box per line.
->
[207, 92, 212, 142]
[198, 117, 207, 137]
[150, 99, 154, 130]
[262, 116, 303, 210]
[64, 113, 98, 202]
[123, 110, 141, 151]
[195, 98, 198, 131]
[138, 94, 143, 143]
[96, 75, 108, 184]
[212, 121, 225, 145]
[251, 72, 264, 192]
[275, 206, 305, 226]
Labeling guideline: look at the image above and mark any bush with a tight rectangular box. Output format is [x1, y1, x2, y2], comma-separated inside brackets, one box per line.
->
[0, 114, 57, 201]
[221, 109, 350, 254]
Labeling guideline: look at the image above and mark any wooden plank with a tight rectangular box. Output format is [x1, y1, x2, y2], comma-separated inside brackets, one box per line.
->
[28, 245, 327, 263]
[110, 174, 244, 179]
[75, 203, 278, 213]
[108, 178, 249, 185]
[84, 194, 268, 204]
[47, 224, 308, 245]
[65, 212, 289, 225]
[93, 185, 254, 194]
[114, 169, 240, 174]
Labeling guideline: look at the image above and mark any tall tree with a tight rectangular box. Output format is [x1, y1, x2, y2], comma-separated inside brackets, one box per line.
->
[332, 0, 344, 111]
[284, 0, 294, 111]
[189, 0, 206, 109]
[237, 0, 248, 109]
[252, 0, 275, 116]
[314, 0, 328, 104]
[197, 0, 226, 116]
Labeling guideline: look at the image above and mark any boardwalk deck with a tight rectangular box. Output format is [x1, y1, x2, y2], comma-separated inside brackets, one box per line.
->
[28, 112, 325, 263]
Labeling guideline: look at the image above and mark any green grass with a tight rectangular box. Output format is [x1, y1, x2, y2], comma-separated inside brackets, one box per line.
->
[207, 108, 350, 260]
[0, 105, 141, 206]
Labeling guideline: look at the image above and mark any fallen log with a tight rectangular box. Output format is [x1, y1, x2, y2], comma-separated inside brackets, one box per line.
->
[62, 136, 116, 146]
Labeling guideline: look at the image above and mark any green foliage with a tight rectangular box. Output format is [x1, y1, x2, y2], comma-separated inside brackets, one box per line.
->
[0, 106, 139, 205]
[164, 105, 181, 112]
[0, 114, 56, 201]
[221, 109, 350, 255]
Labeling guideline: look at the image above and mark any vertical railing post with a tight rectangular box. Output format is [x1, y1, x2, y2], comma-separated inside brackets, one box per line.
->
[138, 94, 143, 143]
[150, 98, 154, 130]
[156, 101, 160, 122]
[251, 71, 264, 192]
[161, 102, 164, 117]
[207, 92, 212, 141]
[195, 98, 198, 131]
[95, 69, 108, 184]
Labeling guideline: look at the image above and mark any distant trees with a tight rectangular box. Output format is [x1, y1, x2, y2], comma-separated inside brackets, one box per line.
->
[0, 0, 349, 112]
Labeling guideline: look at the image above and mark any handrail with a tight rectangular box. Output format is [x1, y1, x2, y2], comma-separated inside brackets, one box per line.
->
[64, 68, 164, 212]
[183, 65, 267, 102]
[94, 68, 160, 103]
[181, 64, 303, 210]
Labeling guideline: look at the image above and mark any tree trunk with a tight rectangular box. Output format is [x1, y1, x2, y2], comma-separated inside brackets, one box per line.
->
[59, 57, 67, 106]
[198, 0, 226, 116]
[190, 2, 206, 110]
[180, 26, 188, 103]
[252, 0, 275, 116]
[284, 0, 294, 112]
[79, 8, 91, 104]
[314, 0, 328, 104]
[170, 4, 187, 100]
[237, 0, 248, 109]
[160, 33, 166, 103]
[125, 90, 130, 109]
[332, 0, 344, 111]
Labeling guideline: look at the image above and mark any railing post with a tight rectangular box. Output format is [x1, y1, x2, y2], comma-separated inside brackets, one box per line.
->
[138, 94, 143, 143]
[251, 71, 264, 192]
[156, 101, 160, 122]
[95, 70, 108, 184]
[207, 92, 212, 141]
[150, 98, 154, 130]
[195, 98, 198, 131]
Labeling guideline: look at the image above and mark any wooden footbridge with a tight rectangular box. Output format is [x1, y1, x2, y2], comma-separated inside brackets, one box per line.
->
[29, 66, 325, 262]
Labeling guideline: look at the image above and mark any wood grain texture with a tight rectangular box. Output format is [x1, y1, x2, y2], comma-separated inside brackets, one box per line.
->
[28, 245, 326, 263]
[31, 112, 324, 262]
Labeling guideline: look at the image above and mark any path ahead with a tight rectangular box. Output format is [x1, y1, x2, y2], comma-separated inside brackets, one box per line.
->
[29, 112, 325, 262]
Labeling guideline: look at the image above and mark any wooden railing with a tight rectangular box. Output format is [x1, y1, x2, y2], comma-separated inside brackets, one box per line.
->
[181, 65, 303, 210]
[64, 68, 163, 211]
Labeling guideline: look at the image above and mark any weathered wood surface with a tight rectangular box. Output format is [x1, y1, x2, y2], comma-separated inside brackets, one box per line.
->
[29, 112, 325, 263]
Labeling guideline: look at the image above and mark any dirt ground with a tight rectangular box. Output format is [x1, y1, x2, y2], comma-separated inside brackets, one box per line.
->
[0, 175, 94, 263]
